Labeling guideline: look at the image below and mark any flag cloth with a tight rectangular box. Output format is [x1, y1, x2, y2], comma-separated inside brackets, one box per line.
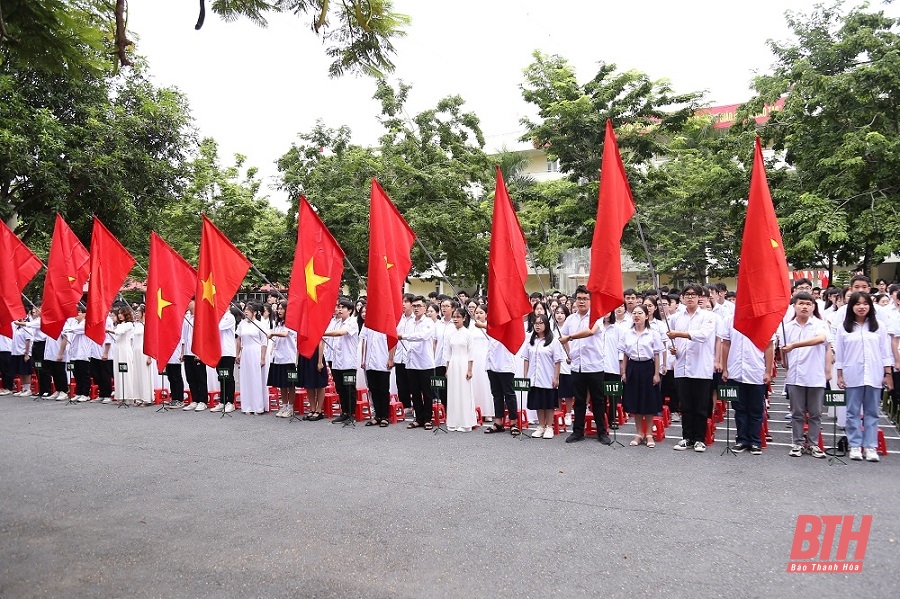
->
[287, 196, 345, 359]
[85, 217, 137, 345]
[734, 137, 791, 351]
[487, 166, 532, 354]
[0, 221, 43, 337]
[40, 214, 91, 340]
[145, 232, 197, 373]
[192, 215, 251, 367]
[365, 179, 416, 350]
[587, 119, 635, 327]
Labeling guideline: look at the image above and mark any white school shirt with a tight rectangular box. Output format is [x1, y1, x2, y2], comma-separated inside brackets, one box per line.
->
[721, 317, 770, 385]
[433, 319, 451, 366]
[219, 312, 236, 358]
[668, 308, 717, 379]
[0, 334, 10, 352]
[833, 320, 893, 388]
[270, 323, 298, 365]
[559, 311, 604, 373]
[402, 316, 435, 370]
[66, 319, 92, 361]
[832, 303, 898, 337]
[485, 335, 517, 374]
[521, 337, 565, 389]
[393, 313, 415, 364]
[602, 323, 622, 375]
[713, 300, 734, 320]
[11, 321, 32, 355]
[360, 326, 390, 372]
[330, 316, 359, 370]
[322, 317, 340, 362]
[182, 314, 194, 357]
[782, 317, 829, 388]
[617, 326, 663, 361]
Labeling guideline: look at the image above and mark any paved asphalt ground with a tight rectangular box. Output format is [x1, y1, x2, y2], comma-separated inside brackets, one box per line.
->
[2, 384, 899, 598]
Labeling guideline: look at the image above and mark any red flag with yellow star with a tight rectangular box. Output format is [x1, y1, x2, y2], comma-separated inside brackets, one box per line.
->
[85, 217, 136, 346]
[144, 232, 197, 372]
[734, 137, 791, 350]
[0, 220, 43, 338]
[365, 179, 416, 350]
[287, 196, 345, 358]
[40, 214, 91, 340]
[192, 215, 251, 367]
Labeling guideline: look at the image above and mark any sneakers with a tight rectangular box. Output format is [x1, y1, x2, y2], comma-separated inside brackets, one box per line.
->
[210, 403, 224, 413]
[693, 441, 707, 453]
[565, 432, 584, 444]
[810, 446, 827, 459]
[183, 402, 198, 411]
[563, 414, 572, 426]
[849, 447, 863, 461]
[77, 395, 89, 402]
[532, 426, 545, 438]
[864, 448, 880, 462]
[673, 439, 691, 451]
[54, 392, 68, 401]
[275, 406, 287, 418]
[100, 397, 113, 404]
[749, 446, 762, 455]
[14, 389, 31, 397]
[789, 445, 803, 457]
[732, 443, 748, 453]
[170, 400, 184, 409]
[194, 402, 207, 412]
[597, 433, 612, 445]
[224, 403, 235, 414]
[542, 427, 554, 439]
[0, 389, 11, 395]
[332, 414, 350, 423]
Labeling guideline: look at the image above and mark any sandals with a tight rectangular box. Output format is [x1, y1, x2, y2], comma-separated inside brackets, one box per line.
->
[365, 419, 379, 426]
[379, 419, 389, 427]
[407, 422, 421, 429]
[367, 419, 390, 427]
[484, 423, 505, 434]
[630, 435, 643, 446]
[424, 422, 434, 431]
[646, 436, 656, 448]
[509, 426, 521, 437]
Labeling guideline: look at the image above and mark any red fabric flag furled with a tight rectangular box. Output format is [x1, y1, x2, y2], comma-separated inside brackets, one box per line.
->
[0, 221, 43, 337]
[487, 166, 532, 354]
[734, 137, 791, 350]
[287, 196, 345, 359]
[144, 232, 197, 372]
[85, 217, 137, 345]
[192, 215, 251, 367]
[40, 215, 91, 340]
[365, 179, 416, 350]
[587, 119, 635, 327]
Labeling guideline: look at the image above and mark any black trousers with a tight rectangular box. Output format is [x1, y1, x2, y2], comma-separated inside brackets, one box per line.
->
[366, 369, 390, 421]
[45, 360, 68, 396]
[395, 362, 412, 409]
[0, 350, 13, 390]
[183, 355, 208, 404]
[332, 368, 355, 415]
[675, 377, 712, 443]
[165, 363, 185, 403]
[90, 358, 113, 398]
[32, 341, 52, 394]
[73, 360, 92, 396]
[488, 370, 517, 423]
[216, 356, 235, 404]
[406, 367, 435, 425]
[434, 365, 447, 406]
[572, 370, 608, 435]
[661, 370, 678, 412]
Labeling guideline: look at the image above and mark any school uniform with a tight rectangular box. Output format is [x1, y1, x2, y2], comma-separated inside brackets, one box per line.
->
[486, 334, 518, 424]
[361, 326, 391, 422]
[402, 316, 435, 426]
[521, 337, 565, 410]
[330, 316, 360, 417]
[394, 313, 415, 409]
[782, 317, 829, 448]
[560, 311, 608, 441]
[618, 326, 664, 416]
[668, 308, 717, 445]
[182, 313, 208, 405]
[722, 318, 772, 449]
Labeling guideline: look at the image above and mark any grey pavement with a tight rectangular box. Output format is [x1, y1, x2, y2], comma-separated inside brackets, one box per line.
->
[1, 393, 899, 599]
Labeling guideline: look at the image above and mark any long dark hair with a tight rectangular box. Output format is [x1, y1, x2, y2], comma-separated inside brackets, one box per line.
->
[843, 292, 878, 333]
[529, 313, 554, 347]
[275, 300, 287, 327]
[527, 302, 549, 333]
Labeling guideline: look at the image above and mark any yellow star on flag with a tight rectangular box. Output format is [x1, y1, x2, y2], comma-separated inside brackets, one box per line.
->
[67, 276, 76, 283]
[305, 257, 330, 302]
[770, 239, 779, 248]
[384, 255, 393, 270]
[201, 273, 216, 306]
[156, 288, 173, 319]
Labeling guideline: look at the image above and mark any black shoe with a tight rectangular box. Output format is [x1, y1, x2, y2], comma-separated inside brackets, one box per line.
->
[565, 432, 585, 444]
[732, 443, 748, 453]
[749, 446, 762, 455]
[597, 433, 612, 445]
[332, 414, 350, 423]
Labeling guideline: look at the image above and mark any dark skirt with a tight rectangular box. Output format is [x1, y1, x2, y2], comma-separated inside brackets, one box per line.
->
[297, 347, 328, 389]
[267, 362, 296, 388]
[556, 373, 573, 399]
[11, 354, 32, 376]
[527, 386, 557, 410]
[622, 359, 662, 415]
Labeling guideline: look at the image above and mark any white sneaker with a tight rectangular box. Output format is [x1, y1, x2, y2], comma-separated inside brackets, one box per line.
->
[693, 441, 707, 453]
[864, 448, 880, 462]
[532, 426, 545, 438]
[54, 392, 67, 401]
[100, 397, 112, 404]
[183, 402, 198, 411]
[563, 414, 572, 426]
[849, 447, 863, 461]
[224, 403, 235, 413]
[194, 402, 208, 412]
[14, 390, 30, 397]
[542, 427, 554, 439]
[77, 395, 89, 402]
[673, 439, 691, 451]
[0, 389, 11, 395]
[282, 408, 293, 418]
[210, 403, 224, 413]
[789, 445, 803, 457]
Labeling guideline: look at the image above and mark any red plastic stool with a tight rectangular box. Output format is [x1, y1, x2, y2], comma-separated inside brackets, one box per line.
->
[432, 402, 446, 425]
[617, 404, 627, 426]
[818, 429, 825, 452]
[652, 416, 666, 442]
[68, 380, 76, 397]
[355, 394, 373, 422]
[206, 392, 219, 408]
[13, 376, 21, 392]
[552, 410, 567, 435]
[293, 389, 307, 415]
[153, 389, 168, 405]
[234, 392, 241, 409]
[662, 405, 671, 428]
[474, 406, 484, 426]
[323, 392, 340, 418]
[90, 384, 99, 400]
[877, 429, 888, 456]
[705, 418, 716, 446]
[388, 399, 404, 424]
[760, 419, 768, 448]
[714, 400, 726, 423]
[517, 409, 529, 431]
[585, 411, 596, 435]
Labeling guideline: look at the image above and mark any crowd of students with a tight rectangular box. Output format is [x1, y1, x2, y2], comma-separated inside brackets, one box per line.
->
[2, 276, 895, 462]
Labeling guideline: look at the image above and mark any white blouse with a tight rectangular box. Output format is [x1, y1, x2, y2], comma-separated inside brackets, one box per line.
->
[834, 320, 892, 388]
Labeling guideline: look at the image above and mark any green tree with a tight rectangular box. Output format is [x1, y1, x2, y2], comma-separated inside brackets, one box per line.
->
[747, 4, 900, 273]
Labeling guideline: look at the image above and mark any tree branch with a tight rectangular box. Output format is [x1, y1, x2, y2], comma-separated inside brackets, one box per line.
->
[114, 0, 133, 67]
[0, 1, 19, 44]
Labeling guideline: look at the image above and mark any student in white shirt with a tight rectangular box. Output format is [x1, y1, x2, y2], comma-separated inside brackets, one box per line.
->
[721, 316, 774, 455]
[522, 314, 565, 439]
[781, 292, 830, 458]
[267, 301, 299, 418]
[834, 292, 894, 462]
[618, 305, 663, 447]
[323, 299, 360, 423]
